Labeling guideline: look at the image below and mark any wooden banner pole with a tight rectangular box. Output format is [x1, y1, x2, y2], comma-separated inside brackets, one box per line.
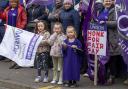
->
[94, 54, 98, 86]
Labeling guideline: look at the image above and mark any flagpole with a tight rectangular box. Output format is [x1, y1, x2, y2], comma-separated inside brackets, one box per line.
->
[82, 0, 97, 86]
[88, 0, 98, 86]
[94, 54, 98, 86]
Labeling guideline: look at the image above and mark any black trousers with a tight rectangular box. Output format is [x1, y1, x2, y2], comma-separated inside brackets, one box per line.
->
[106, 55, 126, 78]
[36, 52, 50, 77]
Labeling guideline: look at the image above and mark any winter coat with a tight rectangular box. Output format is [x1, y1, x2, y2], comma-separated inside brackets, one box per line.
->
[27, 4, 47, 22]
[60, 7, 80, 34]
[48, 7, 62, 31]
[0, 5, 27, 29]
[106, 6, 121, 56]
[37, 31, 50, 53]
[49, 33, 66, 57]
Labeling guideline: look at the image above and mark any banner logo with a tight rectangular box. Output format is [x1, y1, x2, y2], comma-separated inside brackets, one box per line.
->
[116, 0, 128, 39]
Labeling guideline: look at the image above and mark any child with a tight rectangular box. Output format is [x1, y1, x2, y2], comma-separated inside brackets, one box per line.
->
[62, 26, 82, 87]
[48, 22, 66, 85]
[0, 0, 27, 29]
[0, 0, 27, 69]
[34, 20, 51, 83]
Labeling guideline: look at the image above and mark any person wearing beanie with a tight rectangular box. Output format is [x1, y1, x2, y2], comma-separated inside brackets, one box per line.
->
[96, 0, 103, 3]
[95, 0, 104, 11]
[60, 0, 80, 35]
[63, 0, 73, 5]
[93, 0, 104, 22]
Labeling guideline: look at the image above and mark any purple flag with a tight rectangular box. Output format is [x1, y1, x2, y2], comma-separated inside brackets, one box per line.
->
[83, 0, 109, 84]
[116, 0, 128, 72]
[26, 0, 54, 8]
[82, 0, 95, 81]
[27, 0, 54, 5]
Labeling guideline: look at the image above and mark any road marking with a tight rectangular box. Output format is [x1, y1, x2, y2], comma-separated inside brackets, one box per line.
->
[39, 85, 61, 89]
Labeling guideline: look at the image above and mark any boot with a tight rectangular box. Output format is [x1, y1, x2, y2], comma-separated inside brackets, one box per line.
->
[124, 73, 128, 85]
[9, 63, 17, 69]
[124, 79, 128, 85]
[106, 75, 115, 85]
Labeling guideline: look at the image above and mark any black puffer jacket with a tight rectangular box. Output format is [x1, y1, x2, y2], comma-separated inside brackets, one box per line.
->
[27, 4, 48, 22]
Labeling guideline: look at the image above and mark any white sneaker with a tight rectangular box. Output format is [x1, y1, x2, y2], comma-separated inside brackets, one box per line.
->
[83, 73, 89, 77]
[43, 77, 49, 83]
[34, 76, 42, 83]
[51, 80, 57, 84]
[124, 79, 128, 85]
[57, 81, 63, 85]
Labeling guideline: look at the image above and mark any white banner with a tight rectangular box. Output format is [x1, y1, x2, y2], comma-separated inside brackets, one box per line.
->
[87, 23, 107, 56]
[0, 25, 43, 67]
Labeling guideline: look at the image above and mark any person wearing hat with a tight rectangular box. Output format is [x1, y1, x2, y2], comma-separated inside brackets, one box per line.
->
[60, 0, 80, 35]
[95, 0, 104, 12]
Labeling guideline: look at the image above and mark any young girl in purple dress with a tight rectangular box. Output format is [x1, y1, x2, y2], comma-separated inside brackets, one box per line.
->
[62, 26, 82, 87]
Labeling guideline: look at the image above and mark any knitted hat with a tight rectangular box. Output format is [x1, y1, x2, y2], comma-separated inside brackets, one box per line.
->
[95, 0, 103, 3]
[63, 0, 73, 4]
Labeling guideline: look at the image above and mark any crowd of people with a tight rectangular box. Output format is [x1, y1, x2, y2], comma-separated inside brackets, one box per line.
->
[0, 0, 128, 88]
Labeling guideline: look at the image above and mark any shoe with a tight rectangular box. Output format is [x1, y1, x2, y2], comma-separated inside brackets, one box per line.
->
[57, 81, 63, 85]
[83, 73, 89, 77]
[14, 66, 22, 69]
[106, 77, 114, 85]
[34, 76, 42, 83]
[43, 77, 49, 83]
[9, 64, 17, 69]
[0, 56, 5, 61]
[70, 84, 78, 88]
[124, 79, 128, 85]
[64, 83, 70, 87]
[51, 80, 57, 84]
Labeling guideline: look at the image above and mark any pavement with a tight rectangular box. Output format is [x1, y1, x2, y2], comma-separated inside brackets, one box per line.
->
[0, 60, 127, 89]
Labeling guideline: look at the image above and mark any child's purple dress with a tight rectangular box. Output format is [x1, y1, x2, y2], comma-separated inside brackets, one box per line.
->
[63, 39, 82, 81]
